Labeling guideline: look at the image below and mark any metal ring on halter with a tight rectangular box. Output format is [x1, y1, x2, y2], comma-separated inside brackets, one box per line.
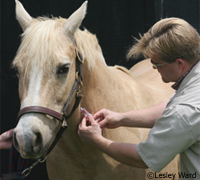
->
[75, 48, 83, 63]
[38, 157, 46, 163]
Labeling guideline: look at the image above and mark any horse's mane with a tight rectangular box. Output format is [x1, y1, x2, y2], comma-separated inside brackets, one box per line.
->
[13, 16, 105, 73]
[76, 28, 106, 70]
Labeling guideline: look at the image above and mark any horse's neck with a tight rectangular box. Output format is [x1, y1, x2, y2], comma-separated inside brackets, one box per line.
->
[80, 59, 143, 113]
[80, 59, 109, 111]
[47, 58, 152, 176]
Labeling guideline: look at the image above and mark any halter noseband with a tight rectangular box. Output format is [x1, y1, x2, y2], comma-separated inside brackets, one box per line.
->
[16, 47, 83, 177]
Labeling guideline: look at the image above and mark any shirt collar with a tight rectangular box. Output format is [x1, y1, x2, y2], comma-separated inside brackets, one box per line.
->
[172, 60, 199, 90]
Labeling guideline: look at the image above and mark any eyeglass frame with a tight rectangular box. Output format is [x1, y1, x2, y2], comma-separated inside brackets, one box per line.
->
[150, 59, 170, 69]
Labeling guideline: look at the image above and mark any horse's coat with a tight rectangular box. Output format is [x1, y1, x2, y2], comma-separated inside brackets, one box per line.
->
[13, 1, 179, 179]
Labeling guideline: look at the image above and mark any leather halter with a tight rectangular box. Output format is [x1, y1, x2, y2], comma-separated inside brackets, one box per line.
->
[17, 47, 83, 173]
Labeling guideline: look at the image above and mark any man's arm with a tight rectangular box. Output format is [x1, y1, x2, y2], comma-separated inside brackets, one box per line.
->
[95, 136, 148, 168]
[95, 101, 167, 129]
[78, 115, 148, 168]
[121, 101, 167, 128]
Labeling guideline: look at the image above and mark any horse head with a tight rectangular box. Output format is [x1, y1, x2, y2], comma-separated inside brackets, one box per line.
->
[13, 0, 88, 159]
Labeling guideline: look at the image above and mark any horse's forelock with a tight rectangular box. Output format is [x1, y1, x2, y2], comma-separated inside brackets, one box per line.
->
[14, 17, 69, 72]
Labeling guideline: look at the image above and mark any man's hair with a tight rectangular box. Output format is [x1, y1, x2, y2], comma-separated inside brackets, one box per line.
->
[127, 17, 200, 64]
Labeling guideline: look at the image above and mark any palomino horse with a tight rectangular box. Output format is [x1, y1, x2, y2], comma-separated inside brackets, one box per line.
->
[13, 1, 179, 179]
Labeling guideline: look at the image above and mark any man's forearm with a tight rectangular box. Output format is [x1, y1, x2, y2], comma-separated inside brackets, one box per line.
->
[94, 136, 148, 168]
[120, 101, 167, 128]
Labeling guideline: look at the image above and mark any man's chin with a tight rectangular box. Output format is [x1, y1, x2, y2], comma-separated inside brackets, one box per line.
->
[162, 77, 170, 83]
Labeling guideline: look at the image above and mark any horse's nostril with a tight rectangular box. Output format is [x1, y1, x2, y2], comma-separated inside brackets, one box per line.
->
[13, 131, 19, 151]
[33, 132, 43, 153]
[36, 133, 42, 146]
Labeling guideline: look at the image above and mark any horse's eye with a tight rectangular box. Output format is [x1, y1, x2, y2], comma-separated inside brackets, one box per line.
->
[57, 64, 70, 75]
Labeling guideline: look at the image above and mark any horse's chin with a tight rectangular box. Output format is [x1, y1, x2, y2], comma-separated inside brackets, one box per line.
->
[20, 152, 42, 160]
[18, 143, 50, 160]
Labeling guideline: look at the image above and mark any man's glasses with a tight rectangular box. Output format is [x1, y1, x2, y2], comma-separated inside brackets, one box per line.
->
[150, 59, 169, 69]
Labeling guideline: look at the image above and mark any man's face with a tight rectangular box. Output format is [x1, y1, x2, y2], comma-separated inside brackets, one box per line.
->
[150, 57, 181, 83]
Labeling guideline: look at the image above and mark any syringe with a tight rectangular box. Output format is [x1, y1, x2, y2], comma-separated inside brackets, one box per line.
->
[80, 107, 90, 116]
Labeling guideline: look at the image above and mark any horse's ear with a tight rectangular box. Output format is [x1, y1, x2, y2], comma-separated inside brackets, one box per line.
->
[64, 1, 88, 38]
[15, 0, 33, 31]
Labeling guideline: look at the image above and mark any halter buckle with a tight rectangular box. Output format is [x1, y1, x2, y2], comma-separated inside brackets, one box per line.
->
[76, 88, 82, 97]
[61, 119, 67, 128]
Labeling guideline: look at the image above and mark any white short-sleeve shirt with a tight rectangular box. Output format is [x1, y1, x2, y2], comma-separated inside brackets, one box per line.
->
[136, 61, 200, 179]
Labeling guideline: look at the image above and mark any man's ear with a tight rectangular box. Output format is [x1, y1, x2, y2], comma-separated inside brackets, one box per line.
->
[175, 58, 185, 68]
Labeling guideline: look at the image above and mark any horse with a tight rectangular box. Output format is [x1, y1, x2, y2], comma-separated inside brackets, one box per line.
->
[13, 1, 179, 179]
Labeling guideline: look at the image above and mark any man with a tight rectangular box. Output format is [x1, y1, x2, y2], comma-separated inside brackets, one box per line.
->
[78, 17, 200, 178]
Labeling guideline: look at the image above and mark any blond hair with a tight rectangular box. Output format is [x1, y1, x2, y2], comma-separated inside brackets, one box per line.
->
[127, 17, 200, 64]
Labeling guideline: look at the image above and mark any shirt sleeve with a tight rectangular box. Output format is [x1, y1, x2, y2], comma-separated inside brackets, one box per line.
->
[136, 105, 197, 172]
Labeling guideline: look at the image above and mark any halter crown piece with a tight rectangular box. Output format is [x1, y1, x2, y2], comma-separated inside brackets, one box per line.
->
[9, 47, 83, 179]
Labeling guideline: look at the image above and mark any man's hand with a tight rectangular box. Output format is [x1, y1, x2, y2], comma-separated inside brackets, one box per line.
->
[0, 128, 14, 150]
[78, 114, 102, 146]
[93, 109, 122, 130]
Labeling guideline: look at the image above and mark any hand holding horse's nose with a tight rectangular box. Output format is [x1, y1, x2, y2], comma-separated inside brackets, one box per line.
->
[0, 128, 14, 150]
[78, 114, 102, 146]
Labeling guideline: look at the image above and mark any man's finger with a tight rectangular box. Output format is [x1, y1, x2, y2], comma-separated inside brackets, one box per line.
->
[87, 114, 98, 124]
[0, 129, 14, 141]
[93, 110, 104, 120]
[95, 117, 102, 123]
[79, 117, 87, 128]
[98, 120, 106, 129]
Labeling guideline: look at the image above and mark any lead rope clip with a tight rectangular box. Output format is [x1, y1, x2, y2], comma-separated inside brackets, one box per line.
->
[22, 158, 46, 177]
